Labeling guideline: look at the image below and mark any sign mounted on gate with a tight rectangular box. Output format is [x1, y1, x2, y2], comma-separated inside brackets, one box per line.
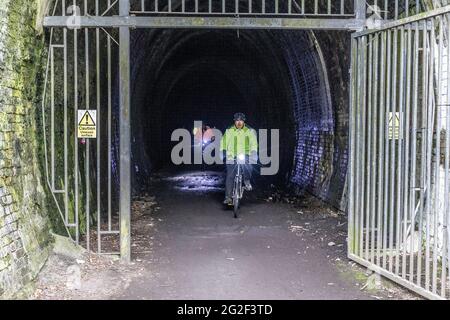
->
[78, 110, 97, 139]
[388, 111, 401, 140]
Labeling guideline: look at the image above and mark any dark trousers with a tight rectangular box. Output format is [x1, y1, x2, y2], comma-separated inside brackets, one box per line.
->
[225, 163, 253, 199]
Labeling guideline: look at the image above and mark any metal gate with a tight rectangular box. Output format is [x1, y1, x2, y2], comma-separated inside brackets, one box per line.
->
[41, 0, 127, 257]
[348, 5, 450, 300]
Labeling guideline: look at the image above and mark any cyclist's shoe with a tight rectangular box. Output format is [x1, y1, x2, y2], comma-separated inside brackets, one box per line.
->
[244, 180, 253, 191]
[223, 197, 233, 205]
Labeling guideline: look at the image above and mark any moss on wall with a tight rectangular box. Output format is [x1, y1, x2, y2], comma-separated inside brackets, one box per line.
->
[0, 0, 56, 298]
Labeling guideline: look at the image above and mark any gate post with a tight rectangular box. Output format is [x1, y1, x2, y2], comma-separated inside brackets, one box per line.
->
[119, 0, 131, 262]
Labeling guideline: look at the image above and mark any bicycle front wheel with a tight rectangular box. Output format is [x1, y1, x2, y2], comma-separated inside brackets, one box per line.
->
[233, 196, 239, 218]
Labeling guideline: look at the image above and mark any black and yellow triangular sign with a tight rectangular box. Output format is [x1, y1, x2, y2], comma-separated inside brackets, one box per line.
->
[78, 110, 97, 139]
[388, 111, 400, 140]
[80, 111, 96, 126]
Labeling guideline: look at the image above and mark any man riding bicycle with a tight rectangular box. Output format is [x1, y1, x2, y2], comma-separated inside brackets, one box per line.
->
[220, 113, 258, 205]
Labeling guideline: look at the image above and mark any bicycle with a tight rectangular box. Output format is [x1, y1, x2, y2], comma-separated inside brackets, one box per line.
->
[231, 154, 246, 218]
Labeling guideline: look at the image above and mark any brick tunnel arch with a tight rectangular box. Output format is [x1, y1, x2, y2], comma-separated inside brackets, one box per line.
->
[124, 28, 339, 205]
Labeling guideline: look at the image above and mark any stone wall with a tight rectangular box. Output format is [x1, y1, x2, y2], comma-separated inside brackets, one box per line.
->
[0, 0, 51, 298]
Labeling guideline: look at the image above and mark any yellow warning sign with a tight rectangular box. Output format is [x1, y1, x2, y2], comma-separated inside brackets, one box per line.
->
[78, 110, 97, 139]
[388, 111, 400, 140]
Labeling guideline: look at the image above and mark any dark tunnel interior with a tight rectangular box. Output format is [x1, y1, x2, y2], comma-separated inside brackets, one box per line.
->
[113, 27, 352, 210]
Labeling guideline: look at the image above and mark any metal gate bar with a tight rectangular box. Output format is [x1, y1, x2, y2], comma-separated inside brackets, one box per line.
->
[130, 0, 426, 19]
[365, 0, 423, 20]
[349, 5, 450, 300]
[47, 0, 439, 32]
[119, 0, 132, 262]
[44, 0, 369, 30]
[130, 0, 356, 16]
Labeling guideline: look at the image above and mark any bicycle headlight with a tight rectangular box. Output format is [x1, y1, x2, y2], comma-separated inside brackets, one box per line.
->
[238, 154, 245, 161]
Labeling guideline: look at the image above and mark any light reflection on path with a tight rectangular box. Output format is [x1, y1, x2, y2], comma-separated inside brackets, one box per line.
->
[162, 170, 225, 192]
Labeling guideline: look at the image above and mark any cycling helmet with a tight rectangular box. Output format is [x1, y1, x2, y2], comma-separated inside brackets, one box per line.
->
[233, 112, 246, 121]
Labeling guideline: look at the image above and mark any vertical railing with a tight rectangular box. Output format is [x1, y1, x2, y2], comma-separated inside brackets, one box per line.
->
[366, 0, 429, 20]
[349, 6, 450, 300]
[130, 0, 357, 16]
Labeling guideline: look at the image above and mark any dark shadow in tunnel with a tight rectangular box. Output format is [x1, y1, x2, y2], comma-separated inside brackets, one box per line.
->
[133, 30, 295, 177]
[160, 65, 249, 165]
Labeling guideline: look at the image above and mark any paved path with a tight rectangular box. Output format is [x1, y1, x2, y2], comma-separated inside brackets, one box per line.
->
[117, 170, 380, 300]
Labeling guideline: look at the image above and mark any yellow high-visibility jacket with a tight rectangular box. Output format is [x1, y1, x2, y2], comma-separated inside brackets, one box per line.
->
[220, 125, 258, 160]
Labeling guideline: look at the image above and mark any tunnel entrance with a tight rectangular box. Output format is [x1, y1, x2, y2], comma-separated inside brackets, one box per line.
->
[127, 27, 339, 243]
[42, 15, 340, 257]
[130, 28, 333, 187]
[41, 0, 450, 300]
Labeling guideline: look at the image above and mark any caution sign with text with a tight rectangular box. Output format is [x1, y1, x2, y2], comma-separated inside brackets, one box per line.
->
[388, 111, 401, 140]
[78, 110, 97, 139]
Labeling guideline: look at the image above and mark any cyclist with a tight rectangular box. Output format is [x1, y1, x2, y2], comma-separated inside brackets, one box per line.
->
[220, 113, 258, 205]
[193, 123, 215, 146]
